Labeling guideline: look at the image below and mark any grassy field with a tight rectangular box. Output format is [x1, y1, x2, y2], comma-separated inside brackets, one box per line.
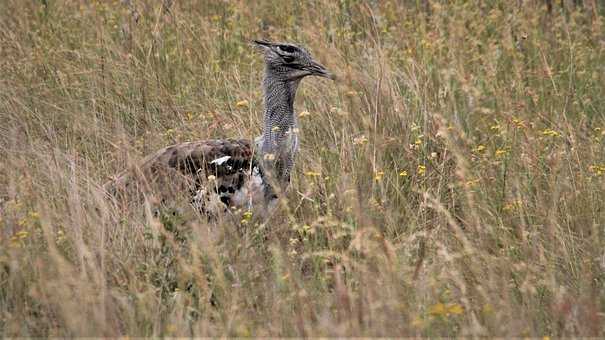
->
[1, 0, 604, 336]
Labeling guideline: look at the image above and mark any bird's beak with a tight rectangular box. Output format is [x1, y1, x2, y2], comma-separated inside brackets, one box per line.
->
[253, 39, 273, 50]
[253, 39, 270, 47]
[308, 61, 336, 80]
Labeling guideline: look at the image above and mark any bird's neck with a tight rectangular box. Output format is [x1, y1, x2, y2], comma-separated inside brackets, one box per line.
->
[260, 73, 300, 182]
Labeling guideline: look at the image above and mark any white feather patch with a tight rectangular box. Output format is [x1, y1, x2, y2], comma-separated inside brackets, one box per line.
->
[210, 155, 231, 165]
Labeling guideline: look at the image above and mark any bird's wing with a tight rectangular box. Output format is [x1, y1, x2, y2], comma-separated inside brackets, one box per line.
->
[104, 138, 256, 199]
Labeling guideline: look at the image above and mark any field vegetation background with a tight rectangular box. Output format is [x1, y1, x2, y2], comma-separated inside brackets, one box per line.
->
[1, 0, 604, 336]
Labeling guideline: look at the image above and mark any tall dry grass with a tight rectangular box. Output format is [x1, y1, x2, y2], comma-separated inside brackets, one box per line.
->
[1, 0, 604, 336]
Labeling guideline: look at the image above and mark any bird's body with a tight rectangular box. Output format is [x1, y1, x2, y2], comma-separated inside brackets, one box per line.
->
[105, 138, 270, 215]
[104, 40, 333, 217]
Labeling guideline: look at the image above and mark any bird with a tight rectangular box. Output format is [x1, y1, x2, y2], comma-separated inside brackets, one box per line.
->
[104, 39, 334, 217]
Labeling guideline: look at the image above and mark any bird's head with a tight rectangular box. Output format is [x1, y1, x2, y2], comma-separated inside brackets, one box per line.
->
[253, 39, 335, 81]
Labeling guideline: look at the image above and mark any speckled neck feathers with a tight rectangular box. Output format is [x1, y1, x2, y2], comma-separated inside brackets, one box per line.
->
[260, 68, 300, 185]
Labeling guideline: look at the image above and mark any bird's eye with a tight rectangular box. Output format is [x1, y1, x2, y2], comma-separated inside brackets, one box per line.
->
[282, 55, 295, 63]
[278, 45, 298, 53]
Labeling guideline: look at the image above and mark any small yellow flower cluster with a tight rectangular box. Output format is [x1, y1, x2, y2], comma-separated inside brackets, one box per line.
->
[17, 210, 40, 228]
[541, 128, 560, 137]
[473, 145, 486, 153]
[164, 128, 176, 138]
[490, 124, 501, 132]
[428, 302, 464, 316]
[10, 230, 29, 247]
[304, 171, 321, 177]
[503, 200, 523, 212]
[495, 149, 508, 158]
[235, 99, 249, 108]
[241, 210, 253, 225]
[374, 171, 384, 181]
[292, 224, 314, 239]
[512, 117, 526, 128]
[589, 164, 605, 176]
[353, 135, 368, 145]
[465, 179, 480, 187]
[417, 165, 426, 176]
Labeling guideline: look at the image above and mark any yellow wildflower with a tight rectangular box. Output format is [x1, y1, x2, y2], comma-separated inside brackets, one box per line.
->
[374, 171, 384, 181]
[428, 302, 464, 316]
[235, 99, 249, 108]
[589, 165, 605, 176]
[541, 128, 560, 137]
[15, 230, 29, 239]
[473, 145, 486, 153]
[352, 135, 368, 145]
[298, 111, 311, 117]
[512, 117, 526, 128]
[241, 210, 253, 225]
[447, 304, 464, 315]
[399, 170, 408, 177]
[263, 153, 275, 161]
[465, 179, 480, 187]
[503, 200, 523, 211]
[302, 224, 312, 233]
[29, 211, 40, 220]
[304, 171, 321, 177]
[495, 149, 507, 158]
[417, 165, 426, 176]
[428, 303, 446, 316]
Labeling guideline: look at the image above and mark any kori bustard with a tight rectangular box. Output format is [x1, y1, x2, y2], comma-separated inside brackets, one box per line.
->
[104, 40, 334, 216]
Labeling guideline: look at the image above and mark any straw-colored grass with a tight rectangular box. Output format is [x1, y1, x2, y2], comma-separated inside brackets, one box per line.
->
[1, 0, 604, 336]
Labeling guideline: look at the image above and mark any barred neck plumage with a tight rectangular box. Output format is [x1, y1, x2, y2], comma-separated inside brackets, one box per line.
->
[260, 71, 301, 183]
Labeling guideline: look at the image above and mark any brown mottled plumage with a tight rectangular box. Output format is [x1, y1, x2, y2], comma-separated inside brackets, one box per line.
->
[104, 139, 266, 215]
